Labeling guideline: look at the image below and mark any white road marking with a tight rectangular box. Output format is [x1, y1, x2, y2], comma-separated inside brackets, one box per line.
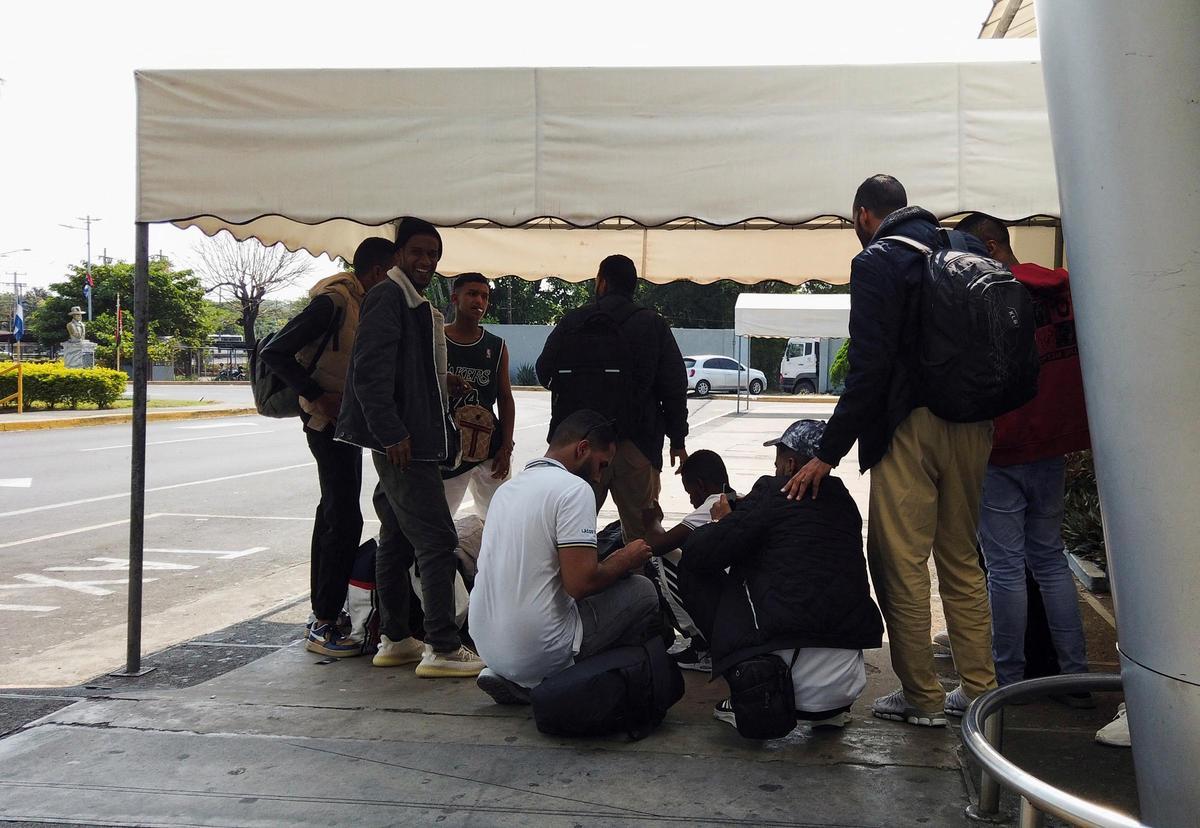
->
[158, 512, 311, 521]
[80, 430, 273, 452]
[0, 478, 33, 488]
[0, 463, 316, 518]
[176, 422, 262, 430]
[145, 546, 267, 560]
[4, 574, 158, 596]
[0, 604, 59, 613]
[0, 518, 147, 550]
[689, 410, 736, 431]
[45, 558, 198, 572]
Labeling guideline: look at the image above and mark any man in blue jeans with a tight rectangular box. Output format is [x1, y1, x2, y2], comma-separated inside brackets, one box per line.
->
[958, 213, 1092, 702]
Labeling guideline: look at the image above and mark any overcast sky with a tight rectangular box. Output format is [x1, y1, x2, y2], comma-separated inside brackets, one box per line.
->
[1, 0, 999, 300]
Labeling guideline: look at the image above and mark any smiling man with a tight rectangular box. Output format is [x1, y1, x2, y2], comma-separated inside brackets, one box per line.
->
[337, 217, 483, 679]
[441, 272, 515, 519]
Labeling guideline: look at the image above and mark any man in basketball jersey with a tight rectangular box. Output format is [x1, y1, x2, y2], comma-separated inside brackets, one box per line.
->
[443, 272, 515, 519]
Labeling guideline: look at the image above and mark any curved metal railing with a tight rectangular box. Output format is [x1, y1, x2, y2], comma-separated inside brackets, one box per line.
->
[961, 673, 1142, 827]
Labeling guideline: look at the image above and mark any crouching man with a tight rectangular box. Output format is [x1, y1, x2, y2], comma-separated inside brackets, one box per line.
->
[681, 420, 884, 729]
[469, 410, 659, 704]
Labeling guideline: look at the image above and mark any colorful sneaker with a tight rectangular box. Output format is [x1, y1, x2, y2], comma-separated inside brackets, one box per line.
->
[872, 688, 947, 727]
[415, 643, 485, 678]
[944, 685, 971, 717]
[305, 622, 362, 658]
[671, 644, 713, 673]
[476, 668, 532, 705]
[713, 698, 737, 727]
[1095, 703, 1130, 748]
[372, 634, 424, 668]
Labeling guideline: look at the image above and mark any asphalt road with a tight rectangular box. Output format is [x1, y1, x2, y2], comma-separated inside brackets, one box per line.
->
[0, 389, 763, 687]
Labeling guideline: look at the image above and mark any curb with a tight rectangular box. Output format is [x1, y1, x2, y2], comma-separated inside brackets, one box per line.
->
[0, 407, 258, 432]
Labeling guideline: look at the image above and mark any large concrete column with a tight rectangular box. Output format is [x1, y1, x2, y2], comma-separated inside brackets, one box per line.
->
[1037, 3, 1200, 824]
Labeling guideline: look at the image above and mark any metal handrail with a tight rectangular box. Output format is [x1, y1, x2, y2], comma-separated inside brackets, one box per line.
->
[961, 673, 1142, 827]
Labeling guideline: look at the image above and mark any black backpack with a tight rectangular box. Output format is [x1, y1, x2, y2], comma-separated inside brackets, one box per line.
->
[531, 635, 684, 740]
[548, 303, 648, 438]
[725, 650, 800, 740]
[250, 306, 342, 418]
[886, 232, 1039, 423]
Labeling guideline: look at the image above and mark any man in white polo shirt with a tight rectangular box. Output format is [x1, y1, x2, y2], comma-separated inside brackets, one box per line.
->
[469, 409, 658, 704]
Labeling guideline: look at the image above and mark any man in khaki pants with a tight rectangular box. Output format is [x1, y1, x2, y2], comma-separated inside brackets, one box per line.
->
[536, 254, 689, 543]
[784, 175, 996, 726]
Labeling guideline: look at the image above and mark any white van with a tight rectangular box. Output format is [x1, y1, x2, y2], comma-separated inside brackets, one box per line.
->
[779, 336, 820, 394]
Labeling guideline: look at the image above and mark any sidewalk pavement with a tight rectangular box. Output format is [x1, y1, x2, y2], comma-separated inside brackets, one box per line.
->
[0, 589, 1133, 827]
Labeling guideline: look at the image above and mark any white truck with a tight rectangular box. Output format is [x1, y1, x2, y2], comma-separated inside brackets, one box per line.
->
[779, 336, 821, 394]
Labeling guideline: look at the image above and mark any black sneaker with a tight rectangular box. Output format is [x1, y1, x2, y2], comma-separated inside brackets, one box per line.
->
[670, 644, 712, 673]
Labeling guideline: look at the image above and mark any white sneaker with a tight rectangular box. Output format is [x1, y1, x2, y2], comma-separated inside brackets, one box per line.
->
[1096, 703, 1131, 748]
[372, 634, 424, 668]
[414, 643, 485, 678]
[872, 688, 947, 727]
[944, 685, 971, 718]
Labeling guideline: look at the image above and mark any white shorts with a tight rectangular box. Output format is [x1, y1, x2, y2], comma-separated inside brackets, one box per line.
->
[771, 647, 866, 714]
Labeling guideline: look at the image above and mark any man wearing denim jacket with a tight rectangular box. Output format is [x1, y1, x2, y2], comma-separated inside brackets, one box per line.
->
[337, 217, 483, 679]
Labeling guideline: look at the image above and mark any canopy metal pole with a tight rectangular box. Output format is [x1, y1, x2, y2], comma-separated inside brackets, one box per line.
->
[113, 222, 153, 677]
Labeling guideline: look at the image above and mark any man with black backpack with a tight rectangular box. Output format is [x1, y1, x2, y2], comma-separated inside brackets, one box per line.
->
[783, 175, 1038, 727]
[259, 236, 395, 657]
[536, 254, 689, 544]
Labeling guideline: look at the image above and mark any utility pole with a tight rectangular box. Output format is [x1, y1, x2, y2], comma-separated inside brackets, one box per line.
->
[60, 215, 102, 321]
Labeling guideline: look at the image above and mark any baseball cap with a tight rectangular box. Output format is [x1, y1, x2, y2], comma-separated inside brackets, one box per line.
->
[763, 419, 826, 456]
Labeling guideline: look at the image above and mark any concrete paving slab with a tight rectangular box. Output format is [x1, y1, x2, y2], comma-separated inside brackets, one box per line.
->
[0, 722, 969, 827]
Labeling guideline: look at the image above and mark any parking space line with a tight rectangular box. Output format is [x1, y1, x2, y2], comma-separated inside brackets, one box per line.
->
[46, 558, 198, 572]
[176, 422, 263, 430]
[146, 546, 267, 560]
[0, 463, 316, 518]
[0, 604, 59, 613]
[158, 513, 310, 521]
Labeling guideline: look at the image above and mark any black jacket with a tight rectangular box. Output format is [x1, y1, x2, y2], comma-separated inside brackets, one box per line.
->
[535, 293, 688, 470]
[681, 474, 883, 677]
[335, 276, 455, 461]
[818, 206, 988, 472]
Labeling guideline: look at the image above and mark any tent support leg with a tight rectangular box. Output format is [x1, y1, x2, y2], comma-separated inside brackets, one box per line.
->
[112, 222, 154, 678]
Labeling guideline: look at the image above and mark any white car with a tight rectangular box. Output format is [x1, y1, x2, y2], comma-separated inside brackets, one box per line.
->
[685, 355, 767, 397]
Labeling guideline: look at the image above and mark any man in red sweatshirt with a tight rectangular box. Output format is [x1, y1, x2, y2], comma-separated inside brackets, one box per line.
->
[957, 213, 1092, 699]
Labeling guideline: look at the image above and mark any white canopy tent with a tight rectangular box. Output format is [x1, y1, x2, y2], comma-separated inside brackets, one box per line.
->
[120, 53, 1063, 674]
[735, 294, 851, 339]
[138, 56, 1059, 284]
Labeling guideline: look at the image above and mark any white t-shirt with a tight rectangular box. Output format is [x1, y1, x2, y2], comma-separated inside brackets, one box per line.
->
[468, 458, 598, 688]
[662, 493, 723, 566]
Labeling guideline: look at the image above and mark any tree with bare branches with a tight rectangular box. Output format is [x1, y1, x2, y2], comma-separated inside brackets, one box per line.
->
[193, 234, 315, 346]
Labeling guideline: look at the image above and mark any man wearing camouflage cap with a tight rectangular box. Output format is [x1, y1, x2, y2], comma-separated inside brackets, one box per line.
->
[680, 420, 883, 731]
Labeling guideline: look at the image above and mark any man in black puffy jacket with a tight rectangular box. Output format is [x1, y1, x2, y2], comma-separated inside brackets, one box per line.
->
[680, 420, 883, 730]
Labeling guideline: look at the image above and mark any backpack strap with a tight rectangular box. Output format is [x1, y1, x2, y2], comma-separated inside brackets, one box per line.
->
[882, 235, 932, 255]
[304, 305, 343, 374]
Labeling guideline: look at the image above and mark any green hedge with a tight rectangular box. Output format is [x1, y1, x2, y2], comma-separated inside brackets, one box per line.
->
[0, 362, 128, 409]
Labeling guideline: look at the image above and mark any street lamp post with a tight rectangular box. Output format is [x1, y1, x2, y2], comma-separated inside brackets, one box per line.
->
[60, 217, 101, 320]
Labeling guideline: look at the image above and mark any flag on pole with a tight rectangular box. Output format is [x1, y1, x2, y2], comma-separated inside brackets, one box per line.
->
[12, 300, 24, 343]
[83, 269, 94, 302]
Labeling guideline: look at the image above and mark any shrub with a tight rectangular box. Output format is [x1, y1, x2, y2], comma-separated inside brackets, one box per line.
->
[829, 339, 851, 389]
[0, 361, 128, 410]
[1063, 450, 1107, 568]
[514, 363, 539, 386]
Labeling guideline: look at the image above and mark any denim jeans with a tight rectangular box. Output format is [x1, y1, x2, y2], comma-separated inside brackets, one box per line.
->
[979, 456, 1088, 686]
[372, 456, 461, 653]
